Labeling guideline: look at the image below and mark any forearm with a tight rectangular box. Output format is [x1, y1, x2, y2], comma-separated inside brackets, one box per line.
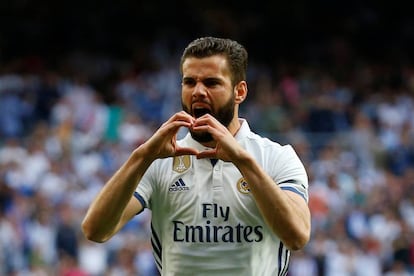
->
[82, 145, 154, 242]
[233, 152, 311, 250]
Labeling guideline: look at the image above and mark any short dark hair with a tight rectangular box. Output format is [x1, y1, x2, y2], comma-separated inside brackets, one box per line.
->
[180, 37, 248, 86]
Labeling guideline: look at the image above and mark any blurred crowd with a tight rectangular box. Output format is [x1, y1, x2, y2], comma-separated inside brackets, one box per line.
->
[1, 36, 414, 276]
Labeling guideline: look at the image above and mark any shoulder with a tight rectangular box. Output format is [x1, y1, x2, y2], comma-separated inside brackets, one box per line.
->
[240, 127, 285, 155]
[241, 128, 305, 171]
[238, 119, 297, 153]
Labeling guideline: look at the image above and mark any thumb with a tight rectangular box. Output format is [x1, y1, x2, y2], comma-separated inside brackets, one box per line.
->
[196, 149, 217, 159]
[175, 147, 199, 156]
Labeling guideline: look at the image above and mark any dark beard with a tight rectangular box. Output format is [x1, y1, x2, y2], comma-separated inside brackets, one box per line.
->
[182, 95, 235, 143]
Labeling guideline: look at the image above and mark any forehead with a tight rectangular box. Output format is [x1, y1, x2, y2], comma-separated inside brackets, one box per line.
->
[182, 55, 231, 79]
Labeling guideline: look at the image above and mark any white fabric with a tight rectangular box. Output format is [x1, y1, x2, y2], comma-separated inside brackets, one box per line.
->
[136, 119, 308, 275]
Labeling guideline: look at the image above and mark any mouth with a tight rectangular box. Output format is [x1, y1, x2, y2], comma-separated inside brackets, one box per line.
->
[192, 106, 211, 118]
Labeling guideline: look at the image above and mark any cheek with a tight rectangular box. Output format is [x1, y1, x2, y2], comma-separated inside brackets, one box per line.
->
[181, 90, 192, 111]
[182, 86, 193, 96]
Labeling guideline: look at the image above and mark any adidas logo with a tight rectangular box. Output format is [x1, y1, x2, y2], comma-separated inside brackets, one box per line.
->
[169, 178, 190, 192]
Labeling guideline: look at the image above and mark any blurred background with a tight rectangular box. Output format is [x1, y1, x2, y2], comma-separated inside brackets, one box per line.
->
[1, 0, 414, 275]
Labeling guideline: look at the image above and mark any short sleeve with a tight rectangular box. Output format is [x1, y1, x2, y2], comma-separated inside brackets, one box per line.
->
[135, 161, 157, 210]
[272, 145, 309, 202]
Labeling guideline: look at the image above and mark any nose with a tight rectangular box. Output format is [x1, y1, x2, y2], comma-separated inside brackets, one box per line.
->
[192, 82, 207, 98]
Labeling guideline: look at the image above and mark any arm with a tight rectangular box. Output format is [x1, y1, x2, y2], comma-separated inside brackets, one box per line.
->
[233, 153, 311, 250]
[193, 115, 311, 250]
[81, 147, 153, 242]
[82, 111, 198, 242]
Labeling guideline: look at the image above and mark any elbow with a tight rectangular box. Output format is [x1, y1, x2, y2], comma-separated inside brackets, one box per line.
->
[81, 219, 110, 243]
[286, 237, 309, 251]
[284, 229, 311, 251]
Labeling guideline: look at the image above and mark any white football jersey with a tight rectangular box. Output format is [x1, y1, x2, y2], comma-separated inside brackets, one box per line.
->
[135, 119, 308, 276]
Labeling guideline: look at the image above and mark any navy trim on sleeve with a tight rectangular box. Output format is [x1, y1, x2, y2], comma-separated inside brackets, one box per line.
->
[280, 186, 306, 201]
[133, 191, 147, 214]
[279, 179, 306, 189]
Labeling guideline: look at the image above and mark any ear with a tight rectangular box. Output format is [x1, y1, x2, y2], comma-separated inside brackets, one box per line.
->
[234, 81, 248, 104]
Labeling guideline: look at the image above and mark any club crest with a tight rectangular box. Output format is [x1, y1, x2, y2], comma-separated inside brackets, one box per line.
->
[237, 177, 250, 194]
[173, 155, 191, 173]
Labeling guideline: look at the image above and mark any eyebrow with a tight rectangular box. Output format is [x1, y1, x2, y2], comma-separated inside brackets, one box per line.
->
[182, 76, 223, 83]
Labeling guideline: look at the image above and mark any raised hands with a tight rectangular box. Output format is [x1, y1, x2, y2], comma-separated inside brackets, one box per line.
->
[191, 113, 243, 162]
[143, 111, 243, 162]
[143, 111, 199, 159]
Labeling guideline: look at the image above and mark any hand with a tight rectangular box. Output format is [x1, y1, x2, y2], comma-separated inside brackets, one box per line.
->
[191, 114, 243, 162]
[143, 111, 199, 159]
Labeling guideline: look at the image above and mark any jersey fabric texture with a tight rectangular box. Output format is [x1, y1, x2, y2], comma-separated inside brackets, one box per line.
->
[135, 119, 308, 276]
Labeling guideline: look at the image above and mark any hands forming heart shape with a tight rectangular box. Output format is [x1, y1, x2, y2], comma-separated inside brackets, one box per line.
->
[145, 111, 242, 163]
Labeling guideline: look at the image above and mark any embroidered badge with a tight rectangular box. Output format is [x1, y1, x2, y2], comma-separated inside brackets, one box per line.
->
[237, 177, 250, 194]
[173, 155, 191, 173]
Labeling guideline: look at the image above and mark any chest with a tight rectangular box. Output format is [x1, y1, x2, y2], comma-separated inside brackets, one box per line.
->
[153, 158, 260, 226]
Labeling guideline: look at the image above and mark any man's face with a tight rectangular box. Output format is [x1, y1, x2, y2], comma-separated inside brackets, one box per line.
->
[181, 55, 235, 143]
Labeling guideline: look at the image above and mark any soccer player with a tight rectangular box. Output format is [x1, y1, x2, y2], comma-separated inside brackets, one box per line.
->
[82, 37, 311, 275]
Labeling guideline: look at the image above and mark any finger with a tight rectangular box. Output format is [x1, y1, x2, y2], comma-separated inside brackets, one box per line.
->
[196, 149, 217, 159]
[149, 120, 190, 148]
[191, 123, 226, 141]
[192, 114, 221, 127]
[175, 147, 199, 156]
[173, 111, 195, 123]
[160, 120, 192, 135]
[192, 115, 228, 136]
[161, 112, 194, 129]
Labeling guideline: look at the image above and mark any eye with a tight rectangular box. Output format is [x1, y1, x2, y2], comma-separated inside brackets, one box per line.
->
[182, 78, 196, 86]
[204, 79, 220, 87]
